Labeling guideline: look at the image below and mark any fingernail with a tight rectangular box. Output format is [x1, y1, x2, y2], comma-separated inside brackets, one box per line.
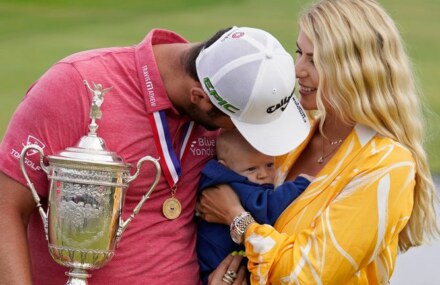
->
[231, 251, 237, 256]
[238, 250, 244, 256]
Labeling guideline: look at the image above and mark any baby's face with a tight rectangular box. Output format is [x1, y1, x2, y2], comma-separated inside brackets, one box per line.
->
[226, 148, 275, 184]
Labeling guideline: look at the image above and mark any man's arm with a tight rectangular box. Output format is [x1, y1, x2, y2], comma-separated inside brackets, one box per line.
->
[0, 171, 36, 285]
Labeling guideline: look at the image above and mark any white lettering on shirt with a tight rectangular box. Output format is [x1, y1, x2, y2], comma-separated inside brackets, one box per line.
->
[142, 65, 157, 107]
[10, 148, 42, 171]
[189, 137, 216, 157]
[10, 135, 46, 172]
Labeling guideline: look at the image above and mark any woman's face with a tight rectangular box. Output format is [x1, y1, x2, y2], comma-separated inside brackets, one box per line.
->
[295, 29, 319, 111]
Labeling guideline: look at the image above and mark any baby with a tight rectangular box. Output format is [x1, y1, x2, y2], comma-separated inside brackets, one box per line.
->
[197, 129, 312, 284]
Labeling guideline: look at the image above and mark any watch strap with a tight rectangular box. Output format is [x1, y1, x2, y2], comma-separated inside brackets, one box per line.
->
[230, 211, 255, 244]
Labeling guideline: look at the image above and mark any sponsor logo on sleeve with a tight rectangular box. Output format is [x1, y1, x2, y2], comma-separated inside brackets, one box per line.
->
[21, 135, 46, 156]
[10, 135, 46, 171]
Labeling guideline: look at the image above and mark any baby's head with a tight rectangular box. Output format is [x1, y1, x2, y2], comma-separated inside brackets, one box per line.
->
[216, 129, 275, 184]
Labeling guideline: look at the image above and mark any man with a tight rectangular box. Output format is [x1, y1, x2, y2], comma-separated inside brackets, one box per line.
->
[0, 26, 309, 284]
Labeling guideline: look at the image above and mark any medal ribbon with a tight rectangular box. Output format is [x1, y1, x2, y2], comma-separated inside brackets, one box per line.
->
[148, 111, 195, 188]
[136, 32, 194, 189]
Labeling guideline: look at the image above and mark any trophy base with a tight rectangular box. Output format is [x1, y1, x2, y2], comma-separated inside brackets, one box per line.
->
[66, 268, 91, 285]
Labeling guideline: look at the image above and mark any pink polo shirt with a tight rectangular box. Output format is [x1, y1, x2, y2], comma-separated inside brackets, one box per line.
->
[0, 29, 217, 285]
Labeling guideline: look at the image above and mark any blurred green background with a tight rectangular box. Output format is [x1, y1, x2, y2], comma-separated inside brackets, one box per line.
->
[1, 0, 439, 174]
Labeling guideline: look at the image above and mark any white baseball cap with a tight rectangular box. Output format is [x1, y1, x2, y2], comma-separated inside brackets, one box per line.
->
[196, 26, 310, 156]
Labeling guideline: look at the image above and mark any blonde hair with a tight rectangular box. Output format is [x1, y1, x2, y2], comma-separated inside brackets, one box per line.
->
[299, 0, 438, 251]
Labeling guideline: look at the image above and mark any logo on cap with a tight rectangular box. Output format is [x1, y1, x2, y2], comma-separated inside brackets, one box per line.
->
[292, 96, 307, 123]
[203, 78, 240, 114]
[267, 93, 293, 114]
[232, 32, 245, 39]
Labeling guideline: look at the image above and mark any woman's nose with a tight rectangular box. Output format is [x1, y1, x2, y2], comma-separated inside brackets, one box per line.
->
[295, 59, 307, 78]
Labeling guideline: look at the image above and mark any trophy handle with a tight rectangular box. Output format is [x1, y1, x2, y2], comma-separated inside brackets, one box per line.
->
[117, 156, 161, 241]
[20, 144, 50, 240]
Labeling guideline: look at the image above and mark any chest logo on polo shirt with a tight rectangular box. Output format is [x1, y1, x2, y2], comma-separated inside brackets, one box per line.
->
[189, 137, 216, 157]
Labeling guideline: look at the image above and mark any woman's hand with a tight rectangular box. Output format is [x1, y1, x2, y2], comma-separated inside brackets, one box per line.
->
[198, 184, 245, 225]
[208, 253, 247, 285]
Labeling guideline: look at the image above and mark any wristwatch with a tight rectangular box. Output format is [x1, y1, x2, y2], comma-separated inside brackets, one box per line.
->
[230, 212, 255, 244]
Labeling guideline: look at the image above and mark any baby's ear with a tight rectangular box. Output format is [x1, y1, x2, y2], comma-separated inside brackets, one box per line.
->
[218, 159, 227, 167]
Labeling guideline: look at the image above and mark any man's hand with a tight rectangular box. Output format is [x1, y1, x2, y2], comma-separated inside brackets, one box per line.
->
[198, 184, 245, 225]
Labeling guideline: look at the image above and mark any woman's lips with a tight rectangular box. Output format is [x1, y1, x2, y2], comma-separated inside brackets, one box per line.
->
[298, 84, 317, 96]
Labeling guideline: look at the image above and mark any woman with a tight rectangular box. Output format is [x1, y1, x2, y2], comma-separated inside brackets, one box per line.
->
[200, 0, 439, 284]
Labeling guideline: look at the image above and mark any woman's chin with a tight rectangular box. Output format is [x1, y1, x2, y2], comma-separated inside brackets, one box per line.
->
[299, 97, 317, 111]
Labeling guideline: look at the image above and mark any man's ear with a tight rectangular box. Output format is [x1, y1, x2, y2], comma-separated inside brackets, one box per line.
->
[190, 86, 212, 111]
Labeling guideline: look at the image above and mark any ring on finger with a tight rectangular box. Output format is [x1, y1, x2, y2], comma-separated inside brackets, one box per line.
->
[222, 276, 233, 285]
[222, 273, 234, 284]
[227, 270, 237, 279]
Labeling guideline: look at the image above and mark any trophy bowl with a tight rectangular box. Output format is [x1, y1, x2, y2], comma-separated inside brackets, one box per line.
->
[20, 81, 161, 285]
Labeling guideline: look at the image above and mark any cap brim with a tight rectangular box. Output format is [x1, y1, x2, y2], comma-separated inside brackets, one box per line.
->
[231, 97, 310, 156]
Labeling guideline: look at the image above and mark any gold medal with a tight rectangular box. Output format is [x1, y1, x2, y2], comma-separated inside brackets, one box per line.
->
[162, 197, 181, 220]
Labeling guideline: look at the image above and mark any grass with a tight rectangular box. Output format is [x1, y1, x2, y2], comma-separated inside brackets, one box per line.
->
[0, 0, 439, 173]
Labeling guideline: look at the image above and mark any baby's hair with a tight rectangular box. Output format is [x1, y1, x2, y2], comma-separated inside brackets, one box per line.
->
[216, 129, 256, 162]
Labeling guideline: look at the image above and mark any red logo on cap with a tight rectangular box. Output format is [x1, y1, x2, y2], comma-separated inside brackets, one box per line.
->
[232, 32, 245, 39]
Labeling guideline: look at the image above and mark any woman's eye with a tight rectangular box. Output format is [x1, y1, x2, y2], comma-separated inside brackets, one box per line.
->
[267, 163, 274, 168]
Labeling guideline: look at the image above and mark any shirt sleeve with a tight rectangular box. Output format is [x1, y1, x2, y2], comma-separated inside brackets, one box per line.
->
[198, 160, 310, 225]
[232, 176, 310, 225]
[198, 159, 247, 192]
[243, 157, 415, 284]
[0, 62, 90, 196]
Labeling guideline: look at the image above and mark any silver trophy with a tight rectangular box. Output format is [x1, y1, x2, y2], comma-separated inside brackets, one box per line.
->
[20, 81, 161, 285]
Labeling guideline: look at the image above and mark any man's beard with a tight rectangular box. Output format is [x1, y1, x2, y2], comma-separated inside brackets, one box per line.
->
[186, 104, 227, 131]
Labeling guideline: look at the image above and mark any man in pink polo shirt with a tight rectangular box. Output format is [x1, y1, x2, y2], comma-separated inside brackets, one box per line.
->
[0, 27, 309, 284]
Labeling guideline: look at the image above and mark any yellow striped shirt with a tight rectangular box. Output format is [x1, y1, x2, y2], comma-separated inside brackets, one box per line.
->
[244, 124, 415, 284]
